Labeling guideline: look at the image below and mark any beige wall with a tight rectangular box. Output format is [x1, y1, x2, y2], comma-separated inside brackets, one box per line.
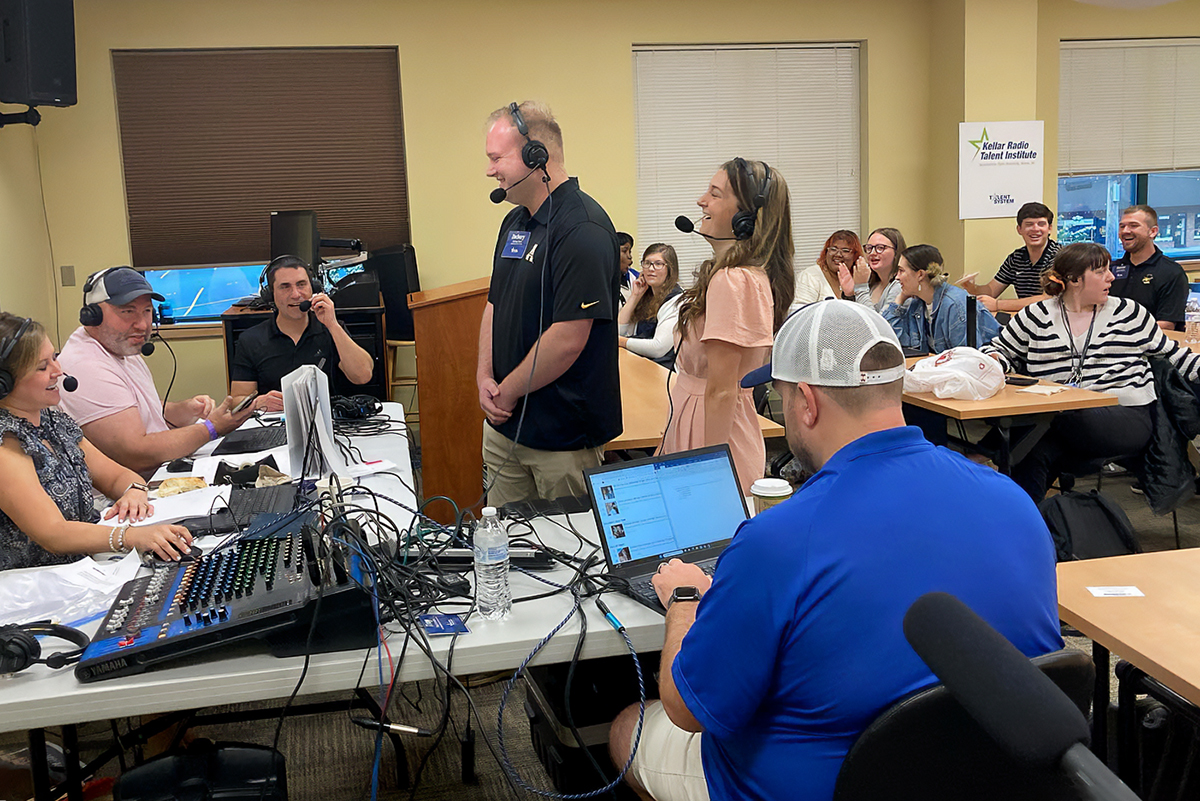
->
[2, 0, 1200, 396]
[0, 111, 57, 334]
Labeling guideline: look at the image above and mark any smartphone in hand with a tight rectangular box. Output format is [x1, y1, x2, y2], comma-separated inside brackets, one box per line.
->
[232, 392, 260, 413]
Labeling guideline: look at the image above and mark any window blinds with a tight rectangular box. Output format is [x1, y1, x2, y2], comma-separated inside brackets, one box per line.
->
[113, 47, 409, 268]
[633, 44, 861, 284]
[1059, 39, 1200, 175]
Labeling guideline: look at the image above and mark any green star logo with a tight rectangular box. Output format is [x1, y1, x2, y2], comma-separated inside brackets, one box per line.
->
[969, 127, 989, 159]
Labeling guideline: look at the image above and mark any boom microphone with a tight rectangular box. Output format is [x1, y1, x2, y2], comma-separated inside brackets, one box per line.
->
[904, 592, 1139, 800]
[298, 300, 313, 312]
[490, 168, 539, 204]
[61, 375, 78, 392]
[141, 340, 155, 356]
[675, 215, 735, 241]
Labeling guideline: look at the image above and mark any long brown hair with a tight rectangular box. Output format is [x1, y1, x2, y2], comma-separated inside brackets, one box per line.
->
[678, 159, 795, 338]
[0, 313, 48, 399]
[630, 244, 680, 324]
[866, 227, 906, 289]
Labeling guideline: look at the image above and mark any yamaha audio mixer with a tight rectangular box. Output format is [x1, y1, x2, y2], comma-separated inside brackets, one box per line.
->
[76, 512, 377, 682]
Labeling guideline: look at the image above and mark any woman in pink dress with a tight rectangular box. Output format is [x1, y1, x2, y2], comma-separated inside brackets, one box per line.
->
[660, 158, 794, 494]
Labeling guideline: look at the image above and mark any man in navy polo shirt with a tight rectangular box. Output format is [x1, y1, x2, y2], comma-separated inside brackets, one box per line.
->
[1109, 204, 1187, 330]
[610, 301, 1062, 801]
[477, 101, 621, 505]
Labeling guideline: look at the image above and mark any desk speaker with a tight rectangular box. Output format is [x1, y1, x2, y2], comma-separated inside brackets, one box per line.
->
[0, 0, 76, 107]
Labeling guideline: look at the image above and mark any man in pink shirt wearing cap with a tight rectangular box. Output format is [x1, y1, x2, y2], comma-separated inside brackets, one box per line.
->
[58, 267, 254, 476]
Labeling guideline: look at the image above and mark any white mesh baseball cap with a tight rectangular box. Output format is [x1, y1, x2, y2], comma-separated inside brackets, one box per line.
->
[741, 300, 906, 388]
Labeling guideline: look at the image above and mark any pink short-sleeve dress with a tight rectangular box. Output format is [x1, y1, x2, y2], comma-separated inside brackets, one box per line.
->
[659, 267, 775, 495]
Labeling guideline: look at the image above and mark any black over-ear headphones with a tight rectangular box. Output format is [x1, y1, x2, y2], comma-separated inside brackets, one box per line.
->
[259, 255, 324, 305]
[509, 102, 550, 171]
[0, 317, 33, 401]
[730, 158, 773, 241]
[79, 268, 116, 327]
[0, 621, 90, 673]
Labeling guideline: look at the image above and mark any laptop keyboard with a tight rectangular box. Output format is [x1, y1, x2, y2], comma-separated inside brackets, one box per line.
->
[629, 561, 716, 602]
[211, 426, 287, 456]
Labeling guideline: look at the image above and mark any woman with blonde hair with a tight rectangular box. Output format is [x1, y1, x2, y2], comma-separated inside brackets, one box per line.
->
[883, 244, 1000, 353]
[0, 313, 193, 570]
[660, 158, 794, 494]
[618, 243, 684, 370]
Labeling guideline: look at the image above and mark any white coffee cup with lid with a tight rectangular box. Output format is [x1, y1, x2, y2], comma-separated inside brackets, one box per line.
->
[750, 477, 793, 515]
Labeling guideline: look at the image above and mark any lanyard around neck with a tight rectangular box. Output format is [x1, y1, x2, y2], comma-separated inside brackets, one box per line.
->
[1060, 299, 1098, 385]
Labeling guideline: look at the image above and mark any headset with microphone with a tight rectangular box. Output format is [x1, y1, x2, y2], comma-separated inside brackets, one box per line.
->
[0, 621, 90, 674]
[489, 102, 551, 205]
[258, 255, 324, 310]
[80, 267, 161, 357]
[675, 158, 774, 242]
[0, 317, 76, 398]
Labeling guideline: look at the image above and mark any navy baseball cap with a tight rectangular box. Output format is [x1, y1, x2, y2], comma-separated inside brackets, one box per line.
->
[84, 267, 165, 307]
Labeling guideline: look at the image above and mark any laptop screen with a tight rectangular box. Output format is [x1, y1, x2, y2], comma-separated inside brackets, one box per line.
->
[585, 445, 748, 571]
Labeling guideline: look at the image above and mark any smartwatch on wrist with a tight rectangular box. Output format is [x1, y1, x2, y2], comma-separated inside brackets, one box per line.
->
[667, 586, 702, 610]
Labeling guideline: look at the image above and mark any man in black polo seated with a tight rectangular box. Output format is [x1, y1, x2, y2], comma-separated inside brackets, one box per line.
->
[230, 256, 374, 411]
[1109, 204, 1188, 331]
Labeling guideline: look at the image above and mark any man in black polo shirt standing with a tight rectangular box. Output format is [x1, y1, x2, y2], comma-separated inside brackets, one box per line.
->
[961, 201, 1060, 314]
[477, 100, 621, 505]
[1109, 204, 1187, 330]
[230, 256, 374, 411]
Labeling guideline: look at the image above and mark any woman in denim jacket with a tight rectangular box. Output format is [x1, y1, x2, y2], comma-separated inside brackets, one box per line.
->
[882, 244, 1000, 354]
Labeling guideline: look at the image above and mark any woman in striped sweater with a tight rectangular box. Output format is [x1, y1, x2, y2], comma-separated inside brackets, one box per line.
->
[983, 242, 1200, 502]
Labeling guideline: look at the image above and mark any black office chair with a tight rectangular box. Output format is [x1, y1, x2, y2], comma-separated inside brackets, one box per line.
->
[833, 649, 1095, 801]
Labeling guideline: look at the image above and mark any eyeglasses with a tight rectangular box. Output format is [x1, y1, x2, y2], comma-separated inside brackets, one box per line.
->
[826, 247, 855, 256]
[641, 260, 669, 270]
[864, 244, 895, 255]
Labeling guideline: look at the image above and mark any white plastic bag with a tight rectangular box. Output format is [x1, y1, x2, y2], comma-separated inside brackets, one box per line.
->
[904, 347, 1005, 401]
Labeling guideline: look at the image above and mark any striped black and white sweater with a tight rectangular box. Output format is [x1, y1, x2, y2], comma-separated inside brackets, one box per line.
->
[982, 297, 1200, 407]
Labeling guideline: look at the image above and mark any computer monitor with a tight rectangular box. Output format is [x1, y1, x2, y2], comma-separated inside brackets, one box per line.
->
[271, 210, 320, 268]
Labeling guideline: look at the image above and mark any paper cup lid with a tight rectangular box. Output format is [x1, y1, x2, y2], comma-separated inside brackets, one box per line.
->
[751, 478, 792, 497]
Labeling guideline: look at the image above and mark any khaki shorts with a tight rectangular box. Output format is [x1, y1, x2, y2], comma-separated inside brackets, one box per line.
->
[627, 701, 709, 801]
[482, 424, 602, 507]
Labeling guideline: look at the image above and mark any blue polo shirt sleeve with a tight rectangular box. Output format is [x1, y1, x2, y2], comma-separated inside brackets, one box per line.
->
[672, 517, 795, 737]
[550, 222, 618, 324]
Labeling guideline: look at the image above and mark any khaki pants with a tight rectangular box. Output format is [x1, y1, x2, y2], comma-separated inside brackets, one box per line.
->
[482, 425, 603, 507]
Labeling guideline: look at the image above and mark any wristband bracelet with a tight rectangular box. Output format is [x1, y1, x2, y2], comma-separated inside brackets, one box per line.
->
[116, 523, 129, 553]
[202, 419, 219, 441]
[125, 481, 150, 495]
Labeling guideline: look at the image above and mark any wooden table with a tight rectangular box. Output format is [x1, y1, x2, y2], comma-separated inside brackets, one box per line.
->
[902, 359, 1117, 471]
[1165, 329, 1200, 353]
[609, 349, 785, 450]
[1059, 550, 1200, 781]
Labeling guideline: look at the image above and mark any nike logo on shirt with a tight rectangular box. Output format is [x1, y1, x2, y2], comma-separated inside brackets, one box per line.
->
[581, 301, 600, 309]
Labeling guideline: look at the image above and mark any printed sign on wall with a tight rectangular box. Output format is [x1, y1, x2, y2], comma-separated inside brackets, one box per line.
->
[959, 121, 1044, 220]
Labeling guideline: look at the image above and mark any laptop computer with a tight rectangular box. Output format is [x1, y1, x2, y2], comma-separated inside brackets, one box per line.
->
[583, 445, 749, 614]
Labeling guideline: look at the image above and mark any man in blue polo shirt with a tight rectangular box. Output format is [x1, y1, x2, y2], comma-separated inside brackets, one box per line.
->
[609, 300, 1062, 801]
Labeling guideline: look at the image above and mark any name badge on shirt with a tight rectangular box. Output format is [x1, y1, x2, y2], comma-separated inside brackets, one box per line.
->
[1111, 262, 1128, 280]
[503, 231, 531, 259]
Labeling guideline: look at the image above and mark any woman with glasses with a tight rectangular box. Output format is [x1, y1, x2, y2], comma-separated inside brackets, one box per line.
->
[882, 244, 1000, 353]
[660, 158, 794, 495]
[837, 227, 907, 311]
[792, 231, 862, 312]
[618, 244, 684, 370]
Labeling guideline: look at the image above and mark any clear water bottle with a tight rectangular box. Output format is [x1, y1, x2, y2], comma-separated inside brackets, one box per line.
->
[1186, 307, 1200, 344]
[473, 507, 511, 620]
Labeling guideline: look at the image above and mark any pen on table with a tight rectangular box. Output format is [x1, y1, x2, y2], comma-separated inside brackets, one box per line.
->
[595, 595, 625, 632]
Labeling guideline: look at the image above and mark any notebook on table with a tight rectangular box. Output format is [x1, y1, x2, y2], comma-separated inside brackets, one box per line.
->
[583, 445, 749, 614]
